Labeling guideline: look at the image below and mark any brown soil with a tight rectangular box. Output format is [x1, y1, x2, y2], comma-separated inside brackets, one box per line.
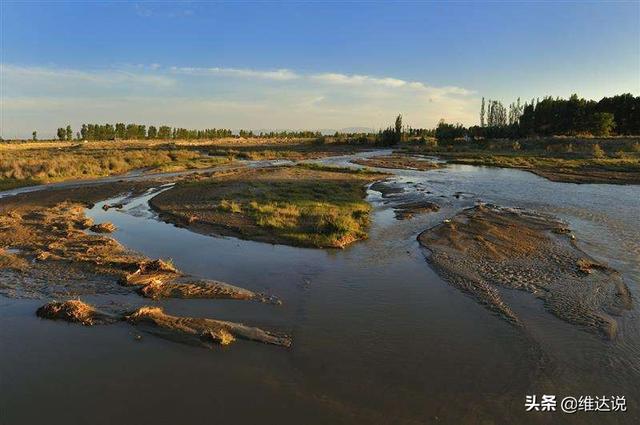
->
[352, 154, 439, 171]
[394, 200, 440, 220]
[418, 204, 632, 338]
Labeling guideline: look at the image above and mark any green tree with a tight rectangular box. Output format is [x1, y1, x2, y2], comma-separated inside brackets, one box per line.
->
[32, 131, 37, 141]
[395, 114, 403, 143]
[147, 126, 158, 139]
[589, 112, 615, 136]
[115, 123, 126, 139]
[158, 126, 172, 139]
[65, 125, 73, 141]
[56, 128, 66, 141]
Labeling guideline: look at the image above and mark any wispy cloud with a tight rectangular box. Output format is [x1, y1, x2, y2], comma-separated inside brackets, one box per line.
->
[169, 66, 300, 81]
[1, 64, 175, 88]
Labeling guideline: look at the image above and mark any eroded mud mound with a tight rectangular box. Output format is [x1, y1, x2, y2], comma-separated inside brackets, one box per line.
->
[36, 300, 117, 325]
[36, 300, 291, 348]
[126, 306, 292, 347]
[120, 259, 276, 302]
[418, 204, 632, 339]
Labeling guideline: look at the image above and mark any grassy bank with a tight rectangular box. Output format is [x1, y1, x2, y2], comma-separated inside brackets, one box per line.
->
[0, 141, 232, 190]
[149, 165, 387, 248]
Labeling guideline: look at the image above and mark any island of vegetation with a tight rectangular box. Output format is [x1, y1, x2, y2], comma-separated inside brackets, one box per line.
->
[149, 164, 388, 248]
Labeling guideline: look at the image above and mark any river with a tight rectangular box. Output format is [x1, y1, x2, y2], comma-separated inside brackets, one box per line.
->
[1, 151, 638, 424]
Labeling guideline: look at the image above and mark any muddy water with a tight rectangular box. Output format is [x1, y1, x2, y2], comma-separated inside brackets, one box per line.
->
[1, 154, 639, 424]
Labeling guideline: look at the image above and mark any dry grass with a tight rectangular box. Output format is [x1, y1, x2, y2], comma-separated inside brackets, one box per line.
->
[36, 299, 108, 325]
[0, 141, 231, 190]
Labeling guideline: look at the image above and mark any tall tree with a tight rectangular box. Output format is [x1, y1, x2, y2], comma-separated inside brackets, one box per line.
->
[480, 97, 485, 127]
[395, 114, 403, 143]
[65, 125, 73, 141]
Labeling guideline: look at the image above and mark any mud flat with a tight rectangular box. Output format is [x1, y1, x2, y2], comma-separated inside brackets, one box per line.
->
[352, 154, 439, 171]
[149, 165, 387, 248]
[418, 204, 632, 339]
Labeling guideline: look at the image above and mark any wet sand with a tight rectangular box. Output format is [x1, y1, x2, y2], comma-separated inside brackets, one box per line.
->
[418, 204, 632, 338]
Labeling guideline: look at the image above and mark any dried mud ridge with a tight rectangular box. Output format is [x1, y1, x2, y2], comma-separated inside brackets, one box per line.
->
[418, 204, 632, 339]
[37, 300, 291, 347]
[1, 197, 287, 348]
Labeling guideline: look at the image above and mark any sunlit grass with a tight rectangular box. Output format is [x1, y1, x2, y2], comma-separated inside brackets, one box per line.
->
[0, 144, 229, 189]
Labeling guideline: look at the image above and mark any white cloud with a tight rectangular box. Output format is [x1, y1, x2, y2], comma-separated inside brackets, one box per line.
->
[170, 66, 300, 81]
[311, 72, 473, 97]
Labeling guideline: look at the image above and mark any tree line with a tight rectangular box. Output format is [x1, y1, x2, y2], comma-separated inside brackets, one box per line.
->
[53, 123, 326, 141]
[39, 92, 639, 143]
[438, 93, 639, 141]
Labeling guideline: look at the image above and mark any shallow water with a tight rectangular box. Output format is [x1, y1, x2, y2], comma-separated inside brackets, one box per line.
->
[1, 155, 639, 424]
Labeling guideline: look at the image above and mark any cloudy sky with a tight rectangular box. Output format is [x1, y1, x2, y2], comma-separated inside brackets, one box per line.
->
[1, 1, 639, 138]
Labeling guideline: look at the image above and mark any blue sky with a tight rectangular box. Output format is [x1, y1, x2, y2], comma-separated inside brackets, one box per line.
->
[1, 1, 639, 138]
